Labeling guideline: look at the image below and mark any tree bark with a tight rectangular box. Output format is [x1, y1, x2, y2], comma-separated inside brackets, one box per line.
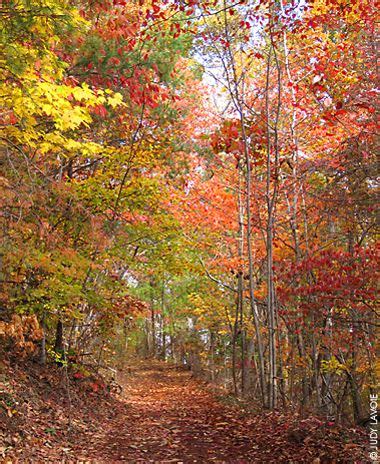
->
[54, 319, 64, 354]
[40, 313, 46, 365]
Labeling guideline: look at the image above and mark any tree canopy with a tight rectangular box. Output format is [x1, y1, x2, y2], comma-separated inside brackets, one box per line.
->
[1, 0, 378, 427]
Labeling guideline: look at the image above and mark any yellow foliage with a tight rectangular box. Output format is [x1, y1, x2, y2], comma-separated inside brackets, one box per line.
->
[321, 356, 348, 375]
[1, 77, 123, 156]
[188, 292, 230, 332]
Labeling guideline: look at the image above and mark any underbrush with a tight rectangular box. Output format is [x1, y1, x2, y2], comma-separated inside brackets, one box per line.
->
[0, 354, 126, 461]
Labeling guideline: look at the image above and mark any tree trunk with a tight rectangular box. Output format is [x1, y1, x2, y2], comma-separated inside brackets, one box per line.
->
[151, 305, 156, 357]
[210, 331, 216, 383]
[220, 5, 267, 406]
[40, 313, 46, 365]
[54, 319, 64, 354]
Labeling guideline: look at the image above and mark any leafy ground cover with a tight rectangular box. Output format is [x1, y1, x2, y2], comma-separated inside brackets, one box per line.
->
[1, 360, 367, 463]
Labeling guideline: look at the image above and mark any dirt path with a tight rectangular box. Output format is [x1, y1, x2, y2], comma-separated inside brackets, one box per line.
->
[71, 361, 366, 463]
[2, 359, 368, 462]
[75, 361, 258, 462]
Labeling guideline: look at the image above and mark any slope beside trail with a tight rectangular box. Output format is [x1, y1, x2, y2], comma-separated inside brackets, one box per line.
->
[71, 361, 366, 463]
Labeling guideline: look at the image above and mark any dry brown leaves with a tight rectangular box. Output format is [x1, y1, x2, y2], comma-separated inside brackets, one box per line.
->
[0, 359, 367, 463]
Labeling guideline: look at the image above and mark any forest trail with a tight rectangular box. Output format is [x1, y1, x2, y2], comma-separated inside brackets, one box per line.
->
[75, 361, 260, 462]
[70, 361, 365, 463]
